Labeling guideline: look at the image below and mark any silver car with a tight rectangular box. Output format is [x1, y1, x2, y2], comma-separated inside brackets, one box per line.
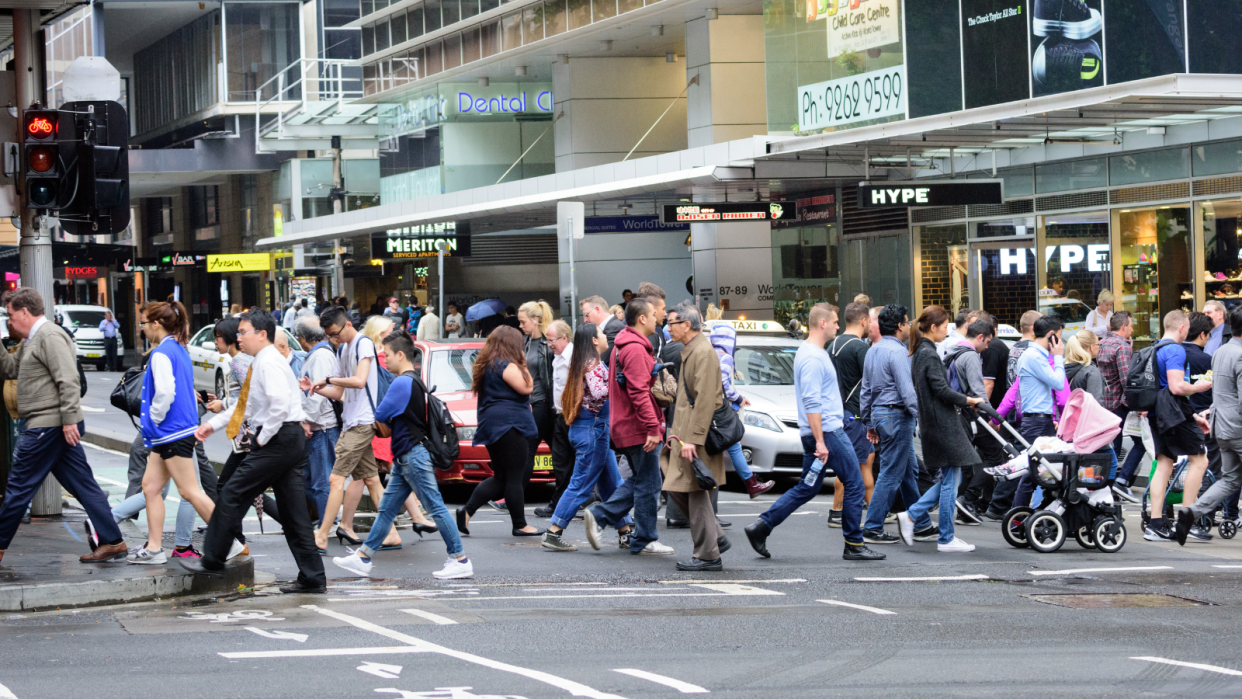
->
[723, 335, 829, 478]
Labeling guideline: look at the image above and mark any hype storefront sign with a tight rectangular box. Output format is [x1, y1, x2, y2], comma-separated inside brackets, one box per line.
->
[994, 245, 1110, 275]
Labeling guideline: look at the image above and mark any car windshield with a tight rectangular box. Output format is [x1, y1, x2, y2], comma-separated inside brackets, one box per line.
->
[429, 348, 481, 392]
[1039, 301, 1090, 324]
[63, 310, 108, 328]
[732, 346, 797, 386]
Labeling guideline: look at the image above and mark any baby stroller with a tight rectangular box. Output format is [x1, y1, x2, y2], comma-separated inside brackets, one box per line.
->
[1138, 457, 1233, 539]
[976, 390, 1127, 553]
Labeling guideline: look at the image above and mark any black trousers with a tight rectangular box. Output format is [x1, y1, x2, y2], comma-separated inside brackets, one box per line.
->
[465, 428, 530, 529]
[218, 449, 281, 530]
[104, 336, 118, 371]
[202, 423, 324, 586]
[548, 413, 574, 509]
[964, 426, 1006, 509]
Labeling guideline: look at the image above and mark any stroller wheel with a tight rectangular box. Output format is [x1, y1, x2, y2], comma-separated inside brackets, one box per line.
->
[1001, 507, 1034, 549]
[1074, 524, 1096, 549]
[1026, 510, 1067, 553]
[1092, 516, 1126, 553]
[1220, 519, 1238, 540]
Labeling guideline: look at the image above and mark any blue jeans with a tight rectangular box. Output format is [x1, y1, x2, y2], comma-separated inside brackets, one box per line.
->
[864, 407, 930, 532]
[360, 444, 463, 558]
[306, 427, 340, 521]
[908, 466, 961, 544]
[725, 404, 755, 480]
[592, 441, 662, 552]
[551, 405, 631, 530]
[111, 475, 199, 547]
[759, 430, 865, 545]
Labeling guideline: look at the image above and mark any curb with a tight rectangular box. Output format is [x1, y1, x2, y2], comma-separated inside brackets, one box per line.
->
[0, 556, 254, 612]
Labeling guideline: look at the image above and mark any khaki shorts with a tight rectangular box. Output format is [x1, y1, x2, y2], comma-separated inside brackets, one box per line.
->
[333, 424, 379, 479]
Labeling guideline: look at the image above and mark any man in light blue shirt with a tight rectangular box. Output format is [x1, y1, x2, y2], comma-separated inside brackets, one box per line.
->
[745, 303, 885, 562]
[99, 310, 121, 371]
[1012, 315, 1066, 508]
[1204, 300, 1229, 356]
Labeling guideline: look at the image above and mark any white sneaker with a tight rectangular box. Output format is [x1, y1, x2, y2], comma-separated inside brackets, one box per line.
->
[896, 512, 915, 546]
[127, 547, 167, 565]
[637, 541, 674, 555]
[433, 556, 474, 579]
[226, 539, 246, 560]
[583, 509, 603, 551]
[333, 552, 373, 577]
[937, 537, 976, 553]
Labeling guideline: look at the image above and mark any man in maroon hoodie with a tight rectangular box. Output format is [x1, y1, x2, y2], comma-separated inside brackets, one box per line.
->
[584, 298, 675, 555]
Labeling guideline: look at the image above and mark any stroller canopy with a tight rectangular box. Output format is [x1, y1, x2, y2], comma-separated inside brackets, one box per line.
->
[1057, 388, 1122, 454]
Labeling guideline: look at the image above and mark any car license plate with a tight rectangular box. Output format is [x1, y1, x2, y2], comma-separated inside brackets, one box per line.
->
[86, 353, 101, 358]
[533, 455, 553, 471]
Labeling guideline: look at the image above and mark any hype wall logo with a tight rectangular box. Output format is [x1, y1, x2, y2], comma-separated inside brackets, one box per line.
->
[1030, 0, 1104, 97]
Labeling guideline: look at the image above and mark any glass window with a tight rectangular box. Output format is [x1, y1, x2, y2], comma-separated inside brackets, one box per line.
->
[1109, 148, 1190, 186]
[408, 6, 424, 37]
[567, 0, 590, 29]
[362, 24, 375, 55]
[1035, 157, 1107, 193]
[1041, 213, 1110, 334]
[426, 0, 442, 32]
[972, 217, 1035, 238]
[390, 12, 407, 45]
[618, 0, 641, 13]
[916, 224, 966, 312]
[443, 34, 462, 69]
[430, 348, 480, 392]
[481, 0, 500, 13]
[544, 0, 567, 35]
[363, 62, 378, 95]
[462, 26, 481, 62]
[593, 0, 616, 21]
[480, 20, 500, 57]
[523, 4, 543, 44]
[1202, 199, 1242, 311]
[998, 167, 1034, 198]
[976, 243, 1036, 329]
[425, 40, 443, 75]
[460, 0, 480, 20]
[501, 11, 521, 50]
[1105, 0, 1184, 82]
[375, 18, 390, 51]
[732, 346, 797, 386]
[226, 3, 302, 101]
[360, 0, 374, 17]
[374, 0, 389, 9]
[407, 47, 424, 80]
[1188, 0, 1242, 74]
[771, 224, 840, 328]
[1117, 206, 1194, 346]
[442, 0, 461, 25]
[1193, 138, 1242, 177]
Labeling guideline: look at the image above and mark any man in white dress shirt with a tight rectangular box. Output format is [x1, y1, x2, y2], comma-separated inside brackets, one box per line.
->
[180, 310, 326, 593]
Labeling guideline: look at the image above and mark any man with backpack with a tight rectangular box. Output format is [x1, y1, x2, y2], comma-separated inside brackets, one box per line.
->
[1136, 311, 1212, 542]
[333, 330, 472, 579]
[826, 302, 875, 529]
[294, 316, 340, 523]
[942, 319, 992, 525]
[302, 306, 390, 553]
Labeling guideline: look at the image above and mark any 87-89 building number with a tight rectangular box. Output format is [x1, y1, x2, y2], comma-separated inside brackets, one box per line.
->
[719, 286, 748, 296]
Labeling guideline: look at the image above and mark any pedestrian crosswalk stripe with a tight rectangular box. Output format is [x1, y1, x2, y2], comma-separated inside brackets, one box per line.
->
[854, 574, 989, 582]
[1028, 566, 1172, 576]
[613, 669, 708, 693]
[401, 609, 458, 625]
[1132, 657, 1242, 677]
[818, 599, 897, 615]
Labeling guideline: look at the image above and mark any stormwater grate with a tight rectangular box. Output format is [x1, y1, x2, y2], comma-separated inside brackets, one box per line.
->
[1024, 594, 1214, 609]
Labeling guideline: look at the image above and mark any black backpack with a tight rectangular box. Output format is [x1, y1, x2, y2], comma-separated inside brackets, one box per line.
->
[1124, 338, 1177, 411]
[411, 374, 459, 471]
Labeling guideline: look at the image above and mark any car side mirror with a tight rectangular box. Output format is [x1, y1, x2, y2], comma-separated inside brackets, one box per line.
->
[430, 385, 437, 393]
[202, 341, 215, 349]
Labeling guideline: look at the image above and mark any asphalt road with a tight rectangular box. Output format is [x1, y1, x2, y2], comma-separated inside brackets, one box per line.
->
[10, 370, 1237, 697]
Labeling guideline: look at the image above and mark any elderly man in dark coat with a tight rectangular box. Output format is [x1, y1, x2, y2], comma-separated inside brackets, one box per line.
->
[661, 303, 729, 571]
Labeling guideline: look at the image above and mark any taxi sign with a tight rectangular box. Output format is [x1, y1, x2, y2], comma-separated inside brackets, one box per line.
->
[707, 319, 788, 334]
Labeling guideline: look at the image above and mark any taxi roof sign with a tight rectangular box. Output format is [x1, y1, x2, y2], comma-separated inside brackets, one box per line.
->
[707, 319, 788, 334]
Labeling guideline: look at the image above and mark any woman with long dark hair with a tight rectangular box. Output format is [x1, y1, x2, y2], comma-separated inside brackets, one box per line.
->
[896, 305, 984, 554]
[456, 326, 544, 536]
[541, 324, 630, 551]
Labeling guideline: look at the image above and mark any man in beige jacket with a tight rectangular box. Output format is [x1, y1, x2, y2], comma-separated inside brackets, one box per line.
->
[661, 302, 730, 571]
[0, 288, 127, 563]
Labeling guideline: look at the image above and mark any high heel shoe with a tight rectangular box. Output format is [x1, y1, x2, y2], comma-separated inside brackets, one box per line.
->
[456, 508, 470, 536]
[412, 523, 439, 538]
[335, 528, 362, 546]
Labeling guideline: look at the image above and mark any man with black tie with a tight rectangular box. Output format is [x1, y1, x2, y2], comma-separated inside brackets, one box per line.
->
[178, 309, 326, 594]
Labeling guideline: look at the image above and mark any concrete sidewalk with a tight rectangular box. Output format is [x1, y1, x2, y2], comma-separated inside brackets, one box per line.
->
[0, 511, 252, 611]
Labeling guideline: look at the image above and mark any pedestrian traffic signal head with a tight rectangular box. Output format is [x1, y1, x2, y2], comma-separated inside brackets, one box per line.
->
[23, 109, 63, 211]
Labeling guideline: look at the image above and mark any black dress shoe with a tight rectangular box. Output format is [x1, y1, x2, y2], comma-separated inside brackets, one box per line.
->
[532, 505, 554, 518]
[717, 519, 732, 529]
[744, 521, 772, 558]
[716, 536, 731, 554]
[279, 581, 327, 594]
[177, 558, 224, 578]
[843, 543, 887, 561]
[676, 557, 723, 572]
[512, 528, 546, 537]
[666, 519, 690, 529]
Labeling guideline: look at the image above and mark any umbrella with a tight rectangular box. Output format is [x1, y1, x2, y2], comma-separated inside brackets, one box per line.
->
[465, 298, 507, 322]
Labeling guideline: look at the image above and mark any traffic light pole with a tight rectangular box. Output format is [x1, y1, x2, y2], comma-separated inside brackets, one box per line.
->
[14, 8, 62, 517]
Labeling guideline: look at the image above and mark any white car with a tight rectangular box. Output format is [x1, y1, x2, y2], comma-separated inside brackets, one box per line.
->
[58, 304, 125, 369]
[1038, 295, 1092, 339]
[704, 322, 821, 478]
[187, 323, 299, 397]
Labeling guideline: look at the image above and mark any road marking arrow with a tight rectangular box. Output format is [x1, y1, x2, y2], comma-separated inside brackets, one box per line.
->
[245, 627, 308, 642]
[358, 661, 403, 679]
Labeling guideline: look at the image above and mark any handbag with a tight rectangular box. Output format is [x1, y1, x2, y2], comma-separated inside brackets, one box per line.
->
[690, 454, 718, 491]
[683, 369, 745, 456]
[110, 365, 144, 426]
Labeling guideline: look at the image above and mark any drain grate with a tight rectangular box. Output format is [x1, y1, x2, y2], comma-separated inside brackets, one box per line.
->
[1024, 594, 1214, 609]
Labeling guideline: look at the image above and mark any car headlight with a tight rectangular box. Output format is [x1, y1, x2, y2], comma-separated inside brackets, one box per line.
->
[456, 426, 476, 441]
[742, 410, 782, 433]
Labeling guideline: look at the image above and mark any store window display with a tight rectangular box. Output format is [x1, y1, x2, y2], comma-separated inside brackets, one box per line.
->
[1040, 213, 1110, 339]
[1202, 198, 1242, 312]
[1116, 206, 1194, 347]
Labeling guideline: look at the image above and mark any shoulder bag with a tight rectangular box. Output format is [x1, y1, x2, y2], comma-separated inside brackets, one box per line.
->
[682, 361, 744, 456]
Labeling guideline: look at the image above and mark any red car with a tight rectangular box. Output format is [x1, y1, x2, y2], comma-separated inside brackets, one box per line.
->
[412, 338, 554, 484]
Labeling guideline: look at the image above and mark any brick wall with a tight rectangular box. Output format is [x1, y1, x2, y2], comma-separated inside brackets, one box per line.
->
[980, 248, 1036, 328]
[919, 225, 966, 311]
